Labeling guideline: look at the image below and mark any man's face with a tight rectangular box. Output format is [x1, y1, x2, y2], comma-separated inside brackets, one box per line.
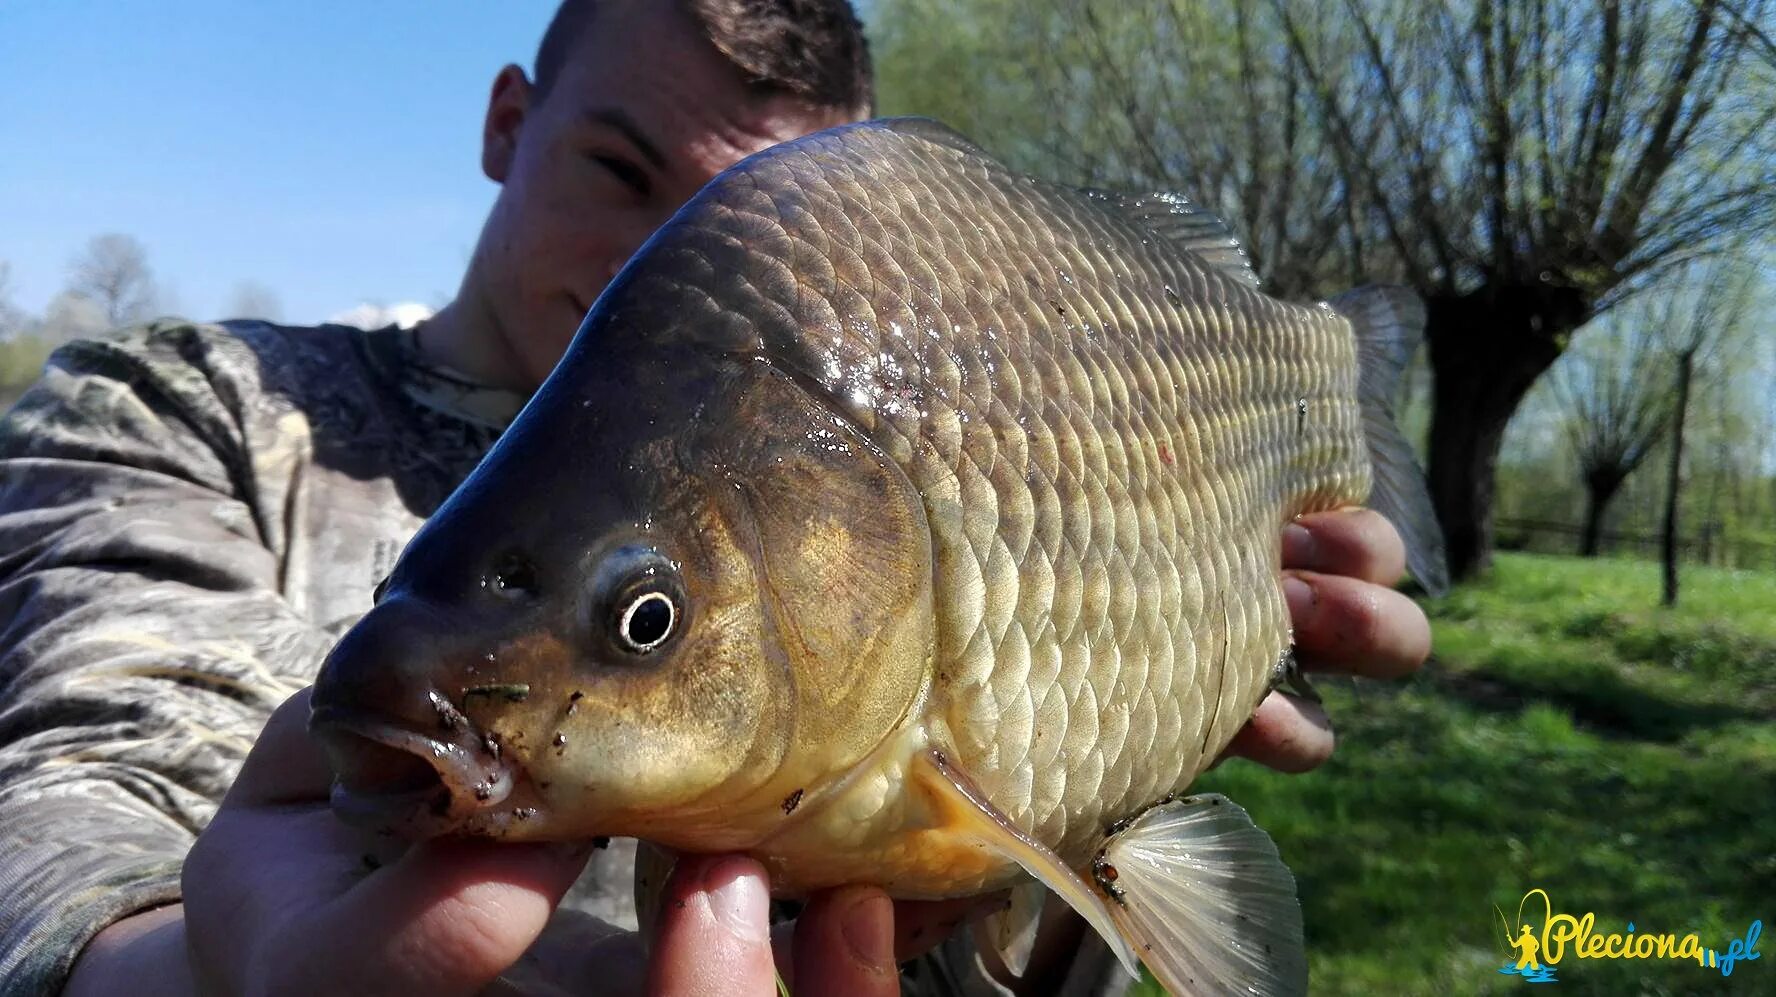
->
[474, 1, 857, 389]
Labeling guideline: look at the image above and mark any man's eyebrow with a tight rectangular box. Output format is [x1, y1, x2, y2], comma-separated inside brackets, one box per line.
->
[581, 107, 667, 171]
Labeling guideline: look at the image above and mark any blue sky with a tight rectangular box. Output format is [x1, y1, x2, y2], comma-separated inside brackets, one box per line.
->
[0, 1, 561, 324]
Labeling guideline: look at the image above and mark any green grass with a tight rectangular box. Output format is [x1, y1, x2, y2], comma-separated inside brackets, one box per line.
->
[1141, 553, 1775, 995]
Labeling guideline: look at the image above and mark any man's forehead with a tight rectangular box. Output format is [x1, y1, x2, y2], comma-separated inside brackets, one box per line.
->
[549, 1, 852, 175]
[679, 96, 852, 173]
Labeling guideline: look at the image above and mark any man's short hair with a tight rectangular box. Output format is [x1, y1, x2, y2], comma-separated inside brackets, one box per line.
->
[533, 0, 874, 117]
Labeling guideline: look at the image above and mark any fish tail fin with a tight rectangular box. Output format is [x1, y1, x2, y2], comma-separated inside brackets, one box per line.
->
[1327, 285, 1450, 596]
[1094, 794, 1307, 996]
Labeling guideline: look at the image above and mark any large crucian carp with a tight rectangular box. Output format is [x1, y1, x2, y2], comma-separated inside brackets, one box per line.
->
[311, 118, 1445, 996]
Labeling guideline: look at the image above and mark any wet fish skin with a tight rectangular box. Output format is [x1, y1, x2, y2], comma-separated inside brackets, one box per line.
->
[583, 118, 1373, 874]
[313, 118, 1408, 896]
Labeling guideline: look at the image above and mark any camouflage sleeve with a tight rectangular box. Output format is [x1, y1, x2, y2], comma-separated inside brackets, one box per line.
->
[0, 326, 335, 992]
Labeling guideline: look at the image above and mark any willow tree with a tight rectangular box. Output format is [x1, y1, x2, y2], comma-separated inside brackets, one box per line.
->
[1659, 257, 1757, 604]
[1272, 0, 1775, 578]
[1548, 310, 1672, 557]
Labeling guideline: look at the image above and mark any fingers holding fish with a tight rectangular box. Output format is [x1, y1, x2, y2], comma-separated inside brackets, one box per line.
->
[1284, 571, 1432, 680]
[186, 684, 596, 996]
[774, 888, 1008, 994]
[645, 855, 776, 996]
[305, 837, 592, 993]
[1217, 692, 1335, 774]
[784, 887, 900, 996]
[1282, 507, 1408, 586]
[510, 863, 997, 996]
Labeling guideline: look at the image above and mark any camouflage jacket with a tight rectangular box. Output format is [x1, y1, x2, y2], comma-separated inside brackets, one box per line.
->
[0, 320, 1122, 996]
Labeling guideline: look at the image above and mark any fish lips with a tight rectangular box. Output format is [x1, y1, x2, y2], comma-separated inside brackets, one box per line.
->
[309, 700, 518, 836]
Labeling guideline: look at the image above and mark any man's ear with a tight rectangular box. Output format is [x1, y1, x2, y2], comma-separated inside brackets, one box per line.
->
[482, 64, 533, 184]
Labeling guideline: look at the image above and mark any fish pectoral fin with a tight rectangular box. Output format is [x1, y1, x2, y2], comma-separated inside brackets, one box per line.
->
[975, 881, 1047, 979]
[913, 749, 1141, 980]
[1096, 794, 1307, 997]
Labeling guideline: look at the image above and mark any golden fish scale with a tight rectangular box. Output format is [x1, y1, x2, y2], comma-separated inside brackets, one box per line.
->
[643, 124, 1370, 865]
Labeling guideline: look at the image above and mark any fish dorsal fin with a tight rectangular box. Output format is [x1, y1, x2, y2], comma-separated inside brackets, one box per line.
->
[1083, 188, 1262, 289]
[1097, 794, 1308, 996]
[874, 116, 991, 156]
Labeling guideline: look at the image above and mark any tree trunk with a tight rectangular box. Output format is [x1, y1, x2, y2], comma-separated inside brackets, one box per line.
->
[1579, 476, 1623, 557]
[1661, 349, 1695, 607]
[1425, 283, 1588, 580]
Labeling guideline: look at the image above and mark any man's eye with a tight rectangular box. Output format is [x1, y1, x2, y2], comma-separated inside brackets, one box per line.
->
[590, 154, 651, 197]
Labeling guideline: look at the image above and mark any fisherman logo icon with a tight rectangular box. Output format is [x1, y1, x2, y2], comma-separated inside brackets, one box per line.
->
[1494, 889, 1761, 985]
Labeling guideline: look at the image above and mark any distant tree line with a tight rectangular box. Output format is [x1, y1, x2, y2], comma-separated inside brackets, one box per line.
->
[1498, 253, 1775, 598]
[0, 234, 282, 410]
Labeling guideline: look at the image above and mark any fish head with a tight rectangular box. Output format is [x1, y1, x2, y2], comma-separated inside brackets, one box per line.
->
[310, 329, 935, 849]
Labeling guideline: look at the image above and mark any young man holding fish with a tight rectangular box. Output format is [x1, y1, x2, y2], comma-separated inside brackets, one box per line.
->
[0, 1, 1432, 994]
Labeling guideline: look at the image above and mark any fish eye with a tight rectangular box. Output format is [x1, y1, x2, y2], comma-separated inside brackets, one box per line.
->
[615, 591, 676, 653]
[591, 545, 686, 657]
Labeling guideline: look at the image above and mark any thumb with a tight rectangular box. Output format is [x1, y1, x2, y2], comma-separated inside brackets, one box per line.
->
[214, 688, 595, 995]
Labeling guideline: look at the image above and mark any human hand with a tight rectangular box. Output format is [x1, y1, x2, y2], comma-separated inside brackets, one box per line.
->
[171, 686, 594, 994]
[1222, 507, 1433, 773]
[497, 856, 1001, 996]
[66, 685, 593, 996]
[70, 686, 998, 996]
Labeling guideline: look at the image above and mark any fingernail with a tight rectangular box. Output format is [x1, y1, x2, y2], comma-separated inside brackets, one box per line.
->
[1282, 522, 1316, 566]
[703, 856, 770, 943]
[840, 892, 894, 972]
[1283, 576, 1314, 618]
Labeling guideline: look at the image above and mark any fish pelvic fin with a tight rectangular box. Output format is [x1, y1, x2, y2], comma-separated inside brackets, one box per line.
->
[1328, 285, 1450, 596]
[1094, 794, 1308, 996]
[913, 749, 1143, 980]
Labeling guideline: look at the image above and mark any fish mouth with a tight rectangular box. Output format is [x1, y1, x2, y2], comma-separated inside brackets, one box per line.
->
[310, 703, 516, 834]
